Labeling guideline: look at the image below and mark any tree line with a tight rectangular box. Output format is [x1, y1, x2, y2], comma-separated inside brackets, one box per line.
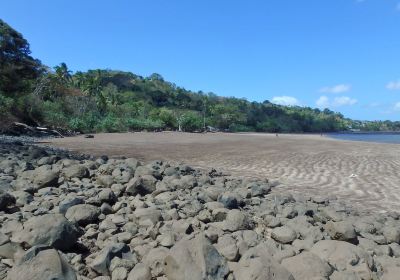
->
[1, 19, 399, 133]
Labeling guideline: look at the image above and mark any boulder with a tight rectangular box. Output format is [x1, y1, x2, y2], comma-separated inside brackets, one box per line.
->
[271, 226, 297, 244]
[65, 204, 100, 226]
[12, 214, 80, 251]
[232, 243, 294, 280]
[127, 263, 151, 280]
[383, 226, 400, 244]
[6, 246, 77, 280]
[281, 251, 333, 280]
[325, 221, 357, 242]
[58, 196, 84, 214]
[90, 243, 131, 275]
[218, 192, 243, 209]
[0, 193, 15, 210]
[311, 240, 374, 276]
[63, 165, 89, 179]
[126, 175, 157, 195]
[164, 234, 229, 280]
[33, 169, 59, 189]
[222, 209, 251, 232]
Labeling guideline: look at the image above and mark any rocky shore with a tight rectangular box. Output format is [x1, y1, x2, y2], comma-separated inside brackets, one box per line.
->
[1, 139, 400, 279]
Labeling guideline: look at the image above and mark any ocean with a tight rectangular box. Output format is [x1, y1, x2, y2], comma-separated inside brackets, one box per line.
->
[327, 132, 400, 144]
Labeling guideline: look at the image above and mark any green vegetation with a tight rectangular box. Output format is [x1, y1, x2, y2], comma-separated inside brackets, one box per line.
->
[1, 19, 399, 133]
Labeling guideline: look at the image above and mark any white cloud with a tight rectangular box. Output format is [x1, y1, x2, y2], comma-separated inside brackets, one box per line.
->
[271, 96, 300, 106]
[316, 96, 329, 108]
[386, 80, 400, 90]
[394, 102, 400, 111]
[319, 84, 351, 94]
[316, 95, 357, 108]
[333, 96, 358, 106]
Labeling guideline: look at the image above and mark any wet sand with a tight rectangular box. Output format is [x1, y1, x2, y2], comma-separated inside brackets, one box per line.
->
[48, 132, 400, 213]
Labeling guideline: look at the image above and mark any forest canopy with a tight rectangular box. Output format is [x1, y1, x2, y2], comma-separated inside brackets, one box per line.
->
[1, 19, 399, 133]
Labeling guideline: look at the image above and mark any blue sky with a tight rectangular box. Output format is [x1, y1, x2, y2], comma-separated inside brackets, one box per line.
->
[2, 0, 400, 120]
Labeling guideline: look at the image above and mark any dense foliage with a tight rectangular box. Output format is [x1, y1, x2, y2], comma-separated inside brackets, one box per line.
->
[1, 19, 399, 133]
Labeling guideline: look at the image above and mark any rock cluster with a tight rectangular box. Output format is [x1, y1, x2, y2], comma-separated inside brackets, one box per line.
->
[1, 141, 400, 279]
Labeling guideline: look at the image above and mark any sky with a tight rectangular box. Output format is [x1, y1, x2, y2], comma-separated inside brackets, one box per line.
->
[2, 0, 400, 121]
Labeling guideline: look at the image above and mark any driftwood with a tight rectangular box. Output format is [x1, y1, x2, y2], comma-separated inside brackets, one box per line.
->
[6, 122, 64, 138]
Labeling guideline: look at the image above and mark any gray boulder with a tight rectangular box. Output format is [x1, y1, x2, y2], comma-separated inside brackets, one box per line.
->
[311, 240, 373, 276]
[63, 164, 89, 179]
[33, 169, 59, 189]
[126, 175, 157, 195]
[65, 204, 100, 226]
[6, 246, 77, 280]
[325, 221, 357, 242]
[58, 196, 84, 214]
[218, 192, 243, 209]
[281, 251, 333, 280]
[232, 243, 294, 280]
[222, 209, 251, 232]
[12, 214, 80, 251]
[164, 234, 229, 280]
[127, 263, 151, 280]
[271, 226, 297, 244]
[90, 243, 131, 275]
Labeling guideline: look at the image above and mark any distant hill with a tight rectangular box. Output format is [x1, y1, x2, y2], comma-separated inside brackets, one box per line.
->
[1, 18, 399, 133]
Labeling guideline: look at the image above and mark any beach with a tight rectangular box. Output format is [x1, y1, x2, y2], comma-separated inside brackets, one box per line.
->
[48, 132, 400, 213]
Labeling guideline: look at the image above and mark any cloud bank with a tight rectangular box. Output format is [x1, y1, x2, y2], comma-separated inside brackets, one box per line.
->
[271, 96, 300, 106]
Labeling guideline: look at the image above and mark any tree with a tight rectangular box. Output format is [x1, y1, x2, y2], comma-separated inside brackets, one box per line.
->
[54, 62, 72, 85]
[0, 19, 43, 95]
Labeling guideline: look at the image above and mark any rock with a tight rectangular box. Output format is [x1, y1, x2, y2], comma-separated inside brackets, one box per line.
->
[6, 247, 77, 280]
[0, 193, 15, 210]
[222, 209, 250, 232]
[10, 190, 32, 206]
[383, 226, 400, 244]
[63, 165, 89, 179]
[218, 192, 243, 209]
[144, 247, 169, 277]
[134, 207, 161, 225]
[0, 241, 25, 260]
[112, 267, 128, 280]
[232, 243, 294, 280]
[215, 235, 239, 261]
[97, 189, 117, 204]
[97, 175, 115, 188]
[325, 221, 357, 242]
[90, 243, 131, 275]
[164, 234, 229, 280]
[59, 196, 84, 214]
[126, 175, 157, 196]
[311, 240, 373, 275]
[12, 214, 80, 251]
[65, 204, 100, 226]
[249, 183, 271, 197]
[33, 169, 59, 189]
[127, 263, 151, 280]
[271, 226, 297, 244]
[281, 252, 333, 280]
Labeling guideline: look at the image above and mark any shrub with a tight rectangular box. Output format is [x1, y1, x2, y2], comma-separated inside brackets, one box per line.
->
[0, 94, 13, 117]
[229, 123, 253, 132]
[95, 115, 127, 132]
[125, 118, 164, 131]
[181, 111, 203, 132]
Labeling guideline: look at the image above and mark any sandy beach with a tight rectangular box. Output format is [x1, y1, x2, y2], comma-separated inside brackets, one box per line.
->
[48, 132, 400, 213]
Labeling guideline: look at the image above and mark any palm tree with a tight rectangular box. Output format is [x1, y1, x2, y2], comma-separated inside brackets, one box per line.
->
[73, 71, 86, 89]
[54, 62, 72, 85]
